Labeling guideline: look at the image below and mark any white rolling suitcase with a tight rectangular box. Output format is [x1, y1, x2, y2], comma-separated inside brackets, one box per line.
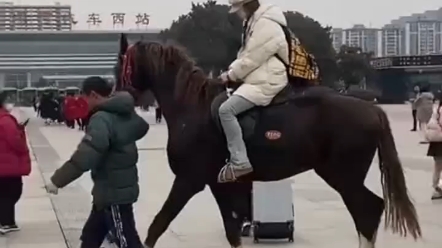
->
[252, 179, 294, 243]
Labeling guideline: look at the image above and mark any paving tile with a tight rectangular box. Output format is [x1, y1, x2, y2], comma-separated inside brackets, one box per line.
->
[2, 129, 66, 248]
[16, 106, 442, 247]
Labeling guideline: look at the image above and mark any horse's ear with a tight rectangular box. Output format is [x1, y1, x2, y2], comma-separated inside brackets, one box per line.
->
[119, 33, 129, 55]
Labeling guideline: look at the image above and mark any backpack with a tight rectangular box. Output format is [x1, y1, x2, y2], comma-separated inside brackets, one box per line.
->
[276, 25, 320, 84]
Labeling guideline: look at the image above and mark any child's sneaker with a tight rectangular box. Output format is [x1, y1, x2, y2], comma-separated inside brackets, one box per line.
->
[0, 225, 20, 234]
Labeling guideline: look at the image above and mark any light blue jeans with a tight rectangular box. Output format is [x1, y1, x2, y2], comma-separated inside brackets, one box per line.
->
[219, 95, 255, 166]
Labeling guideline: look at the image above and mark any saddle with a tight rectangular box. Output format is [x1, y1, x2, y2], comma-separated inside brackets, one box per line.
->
[211, 83, 324, 140]
[210, 81, 336, 140]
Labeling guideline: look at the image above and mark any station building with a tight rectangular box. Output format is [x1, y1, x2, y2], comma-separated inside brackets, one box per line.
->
[0, 30, 160, 88]
[371, 54, 442, 103]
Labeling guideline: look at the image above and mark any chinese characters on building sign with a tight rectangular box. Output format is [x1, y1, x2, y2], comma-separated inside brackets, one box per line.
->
[87, 13, 102, 29]
[70, 13, 150, 29]
[111, 13, 125, 29]
[370, 58, 393, 69]
[396, 55, 442, 66]
[135, 13, 150, 29]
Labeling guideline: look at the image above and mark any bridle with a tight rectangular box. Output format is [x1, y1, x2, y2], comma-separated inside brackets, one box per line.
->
[118, 44, 145, 100]
[120, 44, 136, 89]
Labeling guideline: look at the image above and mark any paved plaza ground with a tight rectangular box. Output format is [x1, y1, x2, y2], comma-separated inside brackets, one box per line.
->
[1, 105, 442, 248]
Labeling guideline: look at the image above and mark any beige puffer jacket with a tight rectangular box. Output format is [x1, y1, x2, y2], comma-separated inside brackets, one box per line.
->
[227, 4, 289, 106]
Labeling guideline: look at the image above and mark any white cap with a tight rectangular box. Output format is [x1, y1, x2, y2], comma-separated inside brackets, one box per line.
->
[228, 0, 256, 13]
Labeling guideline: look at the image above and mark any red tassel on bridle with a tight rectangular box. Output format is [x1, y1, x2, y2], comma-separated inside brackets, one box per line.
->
[121, 45, 135, 88]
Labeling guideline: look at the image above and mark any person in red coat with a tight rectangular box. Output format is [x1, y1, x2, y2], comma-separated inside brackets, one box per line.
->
[0, 91, 31, 234]
[64, 93, 78, 129]
[75, 95, 89, 130]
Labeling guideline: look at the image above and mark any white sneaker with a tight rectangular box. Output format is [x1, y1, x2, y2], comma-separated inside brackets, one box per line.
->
[0, 225, 20, 234]
[431, 187, 442, 200]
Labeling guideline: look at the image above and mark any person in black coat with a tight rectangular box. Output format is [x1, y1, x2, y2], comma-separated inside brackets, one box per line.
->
[39, 93, 59, 124]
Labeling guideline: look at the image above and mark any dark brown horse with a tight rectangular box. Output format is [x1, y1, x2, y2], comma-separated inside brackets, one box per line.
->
[115, 34, 421, 248]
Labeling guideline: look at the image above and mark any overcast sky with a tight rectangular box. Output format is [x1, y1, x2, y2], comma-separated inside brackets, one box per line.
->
[9, 0, 442, 30]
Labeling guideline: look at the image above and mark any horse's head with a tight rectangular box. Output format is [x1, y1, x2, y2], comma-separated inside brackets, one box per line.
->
[115, 33, 219, 111]
[115, 33, 183, 99]
[115, 34, 145, 101]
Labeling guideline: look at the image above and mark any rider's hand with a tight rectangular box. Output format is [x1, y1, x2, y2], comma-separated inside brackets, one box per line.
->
[219, 71, 230, 84]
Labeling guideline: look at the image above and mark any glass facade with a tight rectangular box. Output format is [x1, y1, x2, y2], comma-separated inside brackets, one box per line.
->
[0, 31, 159, 88]
[373, 54, 442, 103]
[0, 31, 158, 54]
[407, 72, 442, 86]
[0, 41, 117, 54]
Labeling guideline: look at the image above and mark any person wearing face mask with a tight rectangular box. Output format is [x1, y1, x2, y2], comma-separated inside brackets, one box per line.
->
[217, 0, 289, 182]
[0, 91, 31, 234]
[3, 102, 14, 112]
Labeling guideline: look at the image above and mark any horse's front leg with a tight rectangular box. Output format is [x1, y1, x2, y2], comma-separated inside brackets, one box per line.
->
[144, 176, 205, 247]
[209, 182, 252, 248]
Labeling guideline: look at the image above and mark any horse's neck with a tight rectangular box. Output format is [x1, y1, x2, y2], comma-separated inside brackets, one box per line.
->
[154, 88, 222, 128]
[161, 100, 212, 124]
[153, 66, 225, 125]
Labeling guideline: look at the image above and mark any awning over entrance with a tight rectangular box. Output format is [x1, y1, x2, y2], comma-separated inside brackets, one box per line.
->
[0, 53, 117, 71]
[42, 74, 114, 80]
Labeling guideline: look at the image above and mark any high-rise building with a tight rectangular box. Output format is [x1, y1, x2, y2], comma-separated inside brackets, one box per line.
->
[405, 19, 442, 55]
[331, 25, 382, 56]
[380, 24, 405, 56]
[330, 8, 442, 57]
[0, 2, 72, 31]
[383, 8, 442, 56]
[331, 28, 344, 52]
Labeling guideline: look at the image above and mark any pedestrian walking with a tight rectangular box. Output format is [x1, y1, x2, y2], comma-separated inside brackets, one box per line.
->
[39, 93, 59, 125]
[36, 96, 41, 117]
[410, 85, 420, 131]
[45, 77, 149, 248]
[32, 96, 38, 113]
[63, 93, 77, 129]
[75, 95, 89, 131]
[0, 91, 31, 234]
[425, 96, 442, 200]
[415, 84, 434, 143]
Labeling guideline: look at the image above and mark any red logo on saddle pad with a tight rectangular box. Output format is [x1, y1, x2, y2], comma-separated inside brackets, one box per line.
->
[265, 130, 281, 140]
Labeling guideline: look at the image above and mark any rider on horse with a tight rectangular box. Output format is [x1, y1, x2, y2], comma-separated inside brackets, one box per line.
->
[218, 0, 289, 182]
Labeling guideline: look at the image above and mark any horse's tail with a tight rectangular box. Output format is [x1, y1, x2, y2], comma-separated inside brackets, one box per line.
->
[376, 107, 422, 239]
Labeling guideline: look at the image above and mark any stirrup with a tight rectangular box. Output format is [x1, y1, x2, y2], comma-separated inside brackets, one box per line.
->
[218, 164, 237, 183]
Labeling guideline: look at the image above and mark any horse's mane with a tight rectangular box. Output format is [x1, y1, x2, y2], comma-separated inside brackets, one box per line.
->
[137, 41, 222, 107]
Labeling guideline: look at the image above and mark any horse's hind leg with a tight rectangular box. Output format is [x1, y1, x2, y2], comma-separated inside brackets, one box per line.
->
[315, 158, 384, 247]
[346, 185, 384, 247]
[144, 176, 205, 247]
